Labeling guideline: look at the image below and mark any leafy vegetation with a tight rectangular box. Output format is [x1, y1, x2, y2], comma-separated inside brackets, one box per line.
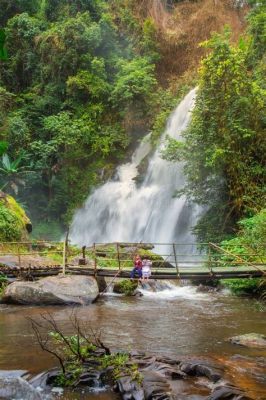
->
[0, 0, 161, 236]
[219, 209, 266, 298]
[162, 3, 266, 243]
[30, 312, 142, 388]
[221, 209, 266, 261]
[0, 273, 7, 298]
[0, 193, 31, 241]
[0, 0, 250, 240]
[221, 278, 264, 297]
[113, 279, 138, 295]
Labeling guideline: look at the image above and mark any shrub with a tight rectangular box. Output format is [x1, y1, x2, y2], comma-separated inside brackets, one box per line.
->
[113, 279, 138, 295]
[221, 278, 263, 296]
[0, 202, 22, 241]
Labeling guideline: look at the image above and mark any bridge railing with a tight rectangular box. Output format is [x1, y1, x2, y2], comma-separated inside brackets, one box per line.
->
[0, 241, 65, 269]
[78, 242, 266, 277]
[0, 240, 265, 278]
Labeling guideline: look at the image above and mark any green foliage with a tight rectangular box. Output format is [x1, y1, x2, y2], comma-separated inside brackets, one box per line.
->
[163, 23, 266, 242]
[217, 210, 266, 298]
[43, 0, 106, 22]
[0, 152, 33, 194]
[221, 278, 263, 296]
[111, 57, 156, 106]
[49, 331, 97, 387]
[247, 2, 266, 61]
[0, 141, 8, 156]
[0, 274, 8, 298]
[101, 353, 142, 384]
[0, 0, 38, 25]
[220, 209, 266, 262]
[47, 328, 142, 387]
[31, 220, 63, 241]
[4, 13, 43, 91]
[0, 1, 159, 235]
[140, 18, 160, 63]
[114, 279, 138, 296]
[0, 201, 23, 241]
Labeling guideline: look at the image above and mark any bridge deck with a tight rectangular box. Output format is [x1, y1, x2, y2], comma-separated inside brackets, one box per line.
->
[2, 264, 265, 280]
[68, 265, 266, 280]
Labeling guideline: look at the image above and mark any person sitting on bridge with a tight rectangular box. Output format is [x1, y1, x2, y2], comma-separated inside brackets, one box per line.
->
[142, 258, 152, 281]
[130, 254, 142, 279]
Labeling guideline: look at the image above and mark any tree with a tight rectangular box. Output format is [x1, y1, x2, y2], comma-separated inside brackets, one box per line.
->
[3, 13, 43, 91]
[0, 0, 38, 25]
[0, 152, 33, 194]
[163, 29, 266, 241]
[111, 57, 157, 106]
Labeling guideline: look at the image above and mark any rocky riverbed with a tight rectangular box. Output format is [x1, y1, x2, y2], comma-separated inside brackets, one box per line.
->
[0, 283, 265, 399]
[1, 350, 262, 400]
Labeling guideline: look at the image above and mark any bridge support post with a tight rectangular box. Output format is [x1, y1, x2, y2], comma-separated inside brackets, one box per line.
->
[208, 243, 213, 276]
[116, 243, 121, 270]
[62, 230, 69, 275]
[173, 243, 179, 278]
[17, 246, 21, 269]
[62, 240, 66, 275]
[93, 243, 97, 275]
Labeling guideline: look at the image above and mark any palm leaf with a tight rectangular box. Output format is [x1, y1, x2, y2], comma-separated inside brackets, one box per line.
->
[11, 154, 23, 169]
[2, 154, 11, 170]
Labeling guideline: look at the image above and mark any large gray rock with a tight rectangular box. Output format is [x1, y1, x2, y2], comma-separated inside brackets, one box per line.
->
[2, 275, 99, 305]
[229, 333, 266, 349]
[0, 377, 43, 400]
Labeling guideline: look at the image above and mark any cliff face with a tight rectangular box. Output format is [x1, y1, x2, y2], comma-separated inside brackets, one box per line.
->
[130, 0, 249, 84]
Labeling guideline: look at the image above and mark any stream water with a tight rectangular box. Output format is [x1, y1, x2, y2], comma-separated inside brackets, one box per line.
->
[0, 284, 265, 399]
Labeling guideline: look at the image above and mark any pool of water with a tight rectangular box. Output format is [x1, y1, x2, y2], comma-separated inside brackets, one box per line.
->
[0, 283, 265, 399]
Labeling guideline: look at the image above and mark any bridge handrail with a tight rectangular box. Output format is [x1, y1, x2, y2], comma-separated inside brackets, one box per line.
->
[208, 242, 266, 276]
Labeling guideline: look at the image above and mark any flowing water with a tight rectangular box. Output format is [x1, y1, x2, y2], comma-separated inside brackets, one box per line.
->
[1, 92, 265, 399]
[0, 285, 265, 399]
[70, 89, 199, 247]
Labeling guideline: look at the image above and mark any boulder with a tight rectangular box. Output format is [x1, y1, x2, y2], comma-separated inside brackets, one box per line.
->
[229, 333, 266, 348]
[180, 361, 222, 382]
[2, 275, 99, 305]
[0, 377, 43, 400]
[116, 375, 144, 400]
[0, 192, 32, 241]
[142, 370, 173, 400]
[207, 384, 251, 400]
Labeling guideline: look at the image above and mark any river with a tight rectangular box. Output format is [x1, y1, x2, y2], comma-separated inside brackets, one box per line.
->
[0, 284, 265, 399]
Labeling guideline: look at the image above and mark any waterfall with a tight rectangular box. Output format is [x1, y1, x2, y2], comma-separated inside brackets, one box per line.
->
[70, 88, 198, 248]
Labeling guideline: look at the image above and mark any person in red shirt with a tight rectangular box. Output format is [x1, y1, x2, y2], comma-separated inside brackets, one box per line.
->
[130, 254, 143, 279]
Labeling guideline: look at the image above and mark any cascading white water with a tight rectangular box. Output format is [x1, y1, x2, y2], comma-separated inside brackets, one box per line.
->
[70, 89, 198, 247]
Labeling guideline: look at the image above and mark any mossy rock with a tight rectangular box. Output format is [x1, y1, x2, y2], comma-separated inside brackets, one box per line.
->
[113, 279, 138, 295]
[0, 192, 32, 241]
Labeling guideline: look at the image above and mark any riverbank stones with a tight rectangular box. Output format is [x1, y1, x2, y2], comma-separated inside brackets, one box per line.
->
[229, 333, 266, 348]
[0, 377, 43, 400]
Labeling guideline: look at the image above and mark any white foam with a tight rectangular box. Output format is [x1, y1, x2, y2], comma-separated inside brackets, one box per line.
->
[70, 89, 200, 246]
[139, 284, 210, 300]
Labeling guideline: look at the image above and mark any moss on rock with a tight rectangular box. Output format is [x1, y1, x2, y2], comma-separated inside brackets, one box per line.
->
[113, 279, 138, 295]
[0, 192, 31, 241]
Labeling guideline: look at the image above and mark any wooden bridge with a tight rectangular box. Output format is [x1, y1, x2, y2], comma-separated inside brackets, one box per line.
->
[0, 241, 265, 281]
